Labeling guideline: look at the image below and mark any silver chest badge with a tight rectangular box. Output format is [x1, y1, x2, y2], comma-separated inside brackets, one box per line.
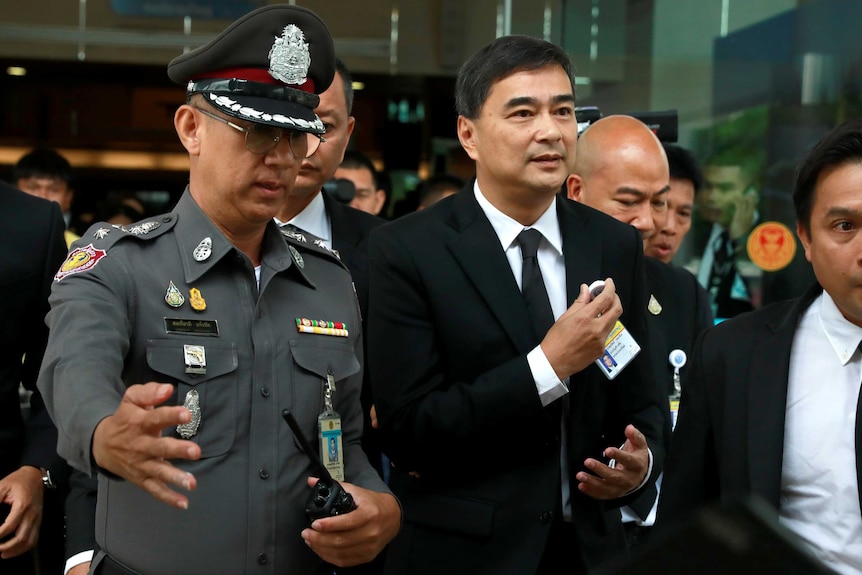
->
[268, 25, 311, 85]
[177, 389, 202, 439]
[289, 245, 305, 268]
[193, 237, 212, 262]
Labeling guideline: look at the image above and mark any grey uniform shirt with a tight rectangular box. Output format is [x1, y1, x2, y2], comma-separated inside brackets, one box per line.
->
[38, 190, 388, 575]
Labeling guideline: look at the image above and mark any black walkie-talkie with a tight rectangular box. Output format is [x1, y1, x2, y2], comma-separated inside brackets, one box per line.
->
[282, 409, 357, 523]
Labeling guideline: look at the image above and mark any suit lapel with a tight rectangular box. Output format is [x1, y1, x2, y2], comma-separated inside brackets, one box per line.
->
[446, 188, 536, 354]
[747, 285, 821, 508]
[557, 196, 601, 303]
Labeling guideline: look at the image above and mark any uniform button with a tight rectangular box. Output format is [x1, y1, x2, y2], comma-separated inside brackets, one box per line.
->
[259, 468, 270, 479]
[162, 216, 172, 223]
[260, 387, 270, 398]
[539, 511, 553, 524]
[257, 553, 267, 565]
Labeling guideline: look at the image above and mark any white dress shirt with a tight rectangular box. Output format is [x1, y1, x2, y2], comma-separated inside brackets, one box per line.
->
[781, 291, 862, 575]
[274, 191, 333, 250]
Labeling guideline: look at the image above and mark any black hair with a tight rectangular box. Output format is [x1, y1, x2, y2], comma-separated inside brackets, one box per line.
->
[335, 57, 354, 114]
[13, 147, 73, 184]
[455, 35, 576, 119]
[663, 143, 703, 195]
[419, 173, 464, 205]
[339, 150, 378, 189]
[794, 118, 862, 231]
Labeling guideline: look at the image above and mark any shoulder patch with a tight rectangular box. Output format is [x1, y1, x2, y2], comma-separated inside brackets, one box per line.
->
[55, 244, 107, 281]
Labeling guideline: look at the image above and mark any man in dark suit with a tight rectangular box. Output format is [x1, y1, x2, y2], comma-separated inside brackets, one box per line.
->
[567, 115, 714, 546]
[368, 35, 665, 575]
[0, 181, 68, 575]
[657, 118, 862, 574]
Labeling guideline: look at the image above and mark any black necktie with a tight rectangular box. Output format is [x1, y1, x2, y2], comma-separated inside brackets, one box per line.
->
[516, 228, 555, 342]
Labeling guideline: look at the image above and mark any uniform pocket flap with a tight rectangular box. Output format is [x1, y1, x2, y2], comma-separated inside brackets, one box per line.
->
[289, 339, 360, 381]
[146, 339, 238, 385]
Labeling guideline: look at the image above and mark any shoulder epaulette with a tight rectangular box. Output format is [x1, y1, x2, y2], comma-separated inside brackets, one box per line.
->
[279, 226, 347, 270]
[74, 214, 177, 252]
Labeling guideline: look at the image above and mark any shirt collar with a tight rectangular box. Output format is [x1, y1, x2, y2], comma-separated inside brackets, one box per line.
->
[818, 291, 862, 365]
[472, 180, 563, 256]
[274, 191, 331, 243]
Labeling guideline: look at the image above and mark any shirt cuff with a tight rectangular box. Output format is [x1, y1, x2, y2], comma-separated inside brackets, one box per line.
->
[64, 550, 94, 575]
[609, 447, 654, 495]
[527, 345, 568, 407]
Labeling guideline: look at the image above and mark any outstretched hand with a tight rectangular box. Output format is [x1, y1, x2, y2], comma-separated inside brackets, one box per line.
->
[92, 382, 201, 509]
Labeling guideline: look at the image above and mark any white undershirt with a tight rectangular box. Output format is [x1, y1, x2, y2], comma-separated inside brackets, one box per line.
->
[781, 291, 862, 575]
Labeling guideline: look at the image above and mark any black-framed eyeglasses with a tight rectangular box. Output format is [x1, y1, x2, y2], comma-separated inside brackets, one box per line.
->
[192, 106, 323, 158]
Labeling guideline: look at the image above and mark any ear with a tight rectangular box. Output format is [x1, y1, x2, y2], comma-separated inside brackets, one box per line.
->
[796, 221, 812, 263]
[373, 189, 386, 215]
[175, 105, 202, 155]
[457, 116, 479, 161]
[566, 173, 585, 202]
[337, 116, 357, 162]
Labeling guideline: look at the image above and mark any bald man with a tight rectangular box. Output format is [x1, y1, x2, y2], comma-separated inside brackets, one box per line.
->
[567, 115, 713, 547]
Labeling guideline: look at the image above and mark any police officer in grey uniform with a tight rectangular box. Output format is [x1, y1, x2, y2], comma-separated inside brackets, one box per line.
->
[37, 5, 401, 575]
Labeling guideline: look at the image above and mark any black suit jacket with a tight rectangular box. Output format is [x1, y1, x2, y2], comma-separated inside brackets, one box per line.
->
[0, 183, 68, 574]
[656, 284, 862, 525]
[324, 192, 387, 476]
[368, 188, 665, 575]
[624, 258, 714, 519]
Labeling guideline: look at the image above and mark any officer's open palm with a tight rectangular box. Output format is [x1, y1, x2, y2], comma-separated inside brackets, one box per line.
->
[92, 382, 201, 510]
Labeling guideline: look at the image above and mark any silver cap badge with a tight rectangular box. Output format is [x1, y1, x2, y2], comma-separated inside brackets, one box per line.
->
[268, 25, 311, 85]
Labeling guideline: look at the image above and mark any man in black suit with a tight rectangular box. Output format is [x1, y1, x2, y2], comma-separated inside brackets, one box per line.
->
[657, 118, 862, 574]
[0, 182, 68, 575]
[368, 35, 664, 575]
[567, 115, 713, 546]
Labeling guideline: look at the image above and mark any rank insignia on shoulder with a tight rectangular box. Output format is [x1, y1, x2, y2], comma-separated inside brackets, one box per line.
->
[54, 244, 107, 282]
[295, 318, 348, 337]
[127, 221, 161, 236]
[165, 281, 185, 308]
[94, 228, 111, 239]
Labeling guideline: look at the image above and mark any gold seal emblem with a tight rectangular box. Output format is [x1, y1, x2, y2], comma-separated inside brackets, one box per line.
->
[746, 221, 796, 272]
[189, 287, 206, 312]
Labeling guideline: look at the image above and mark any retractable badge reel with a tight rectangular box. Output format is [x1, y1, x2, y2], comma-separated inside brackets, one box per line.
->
[668, 349, 686, 431]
